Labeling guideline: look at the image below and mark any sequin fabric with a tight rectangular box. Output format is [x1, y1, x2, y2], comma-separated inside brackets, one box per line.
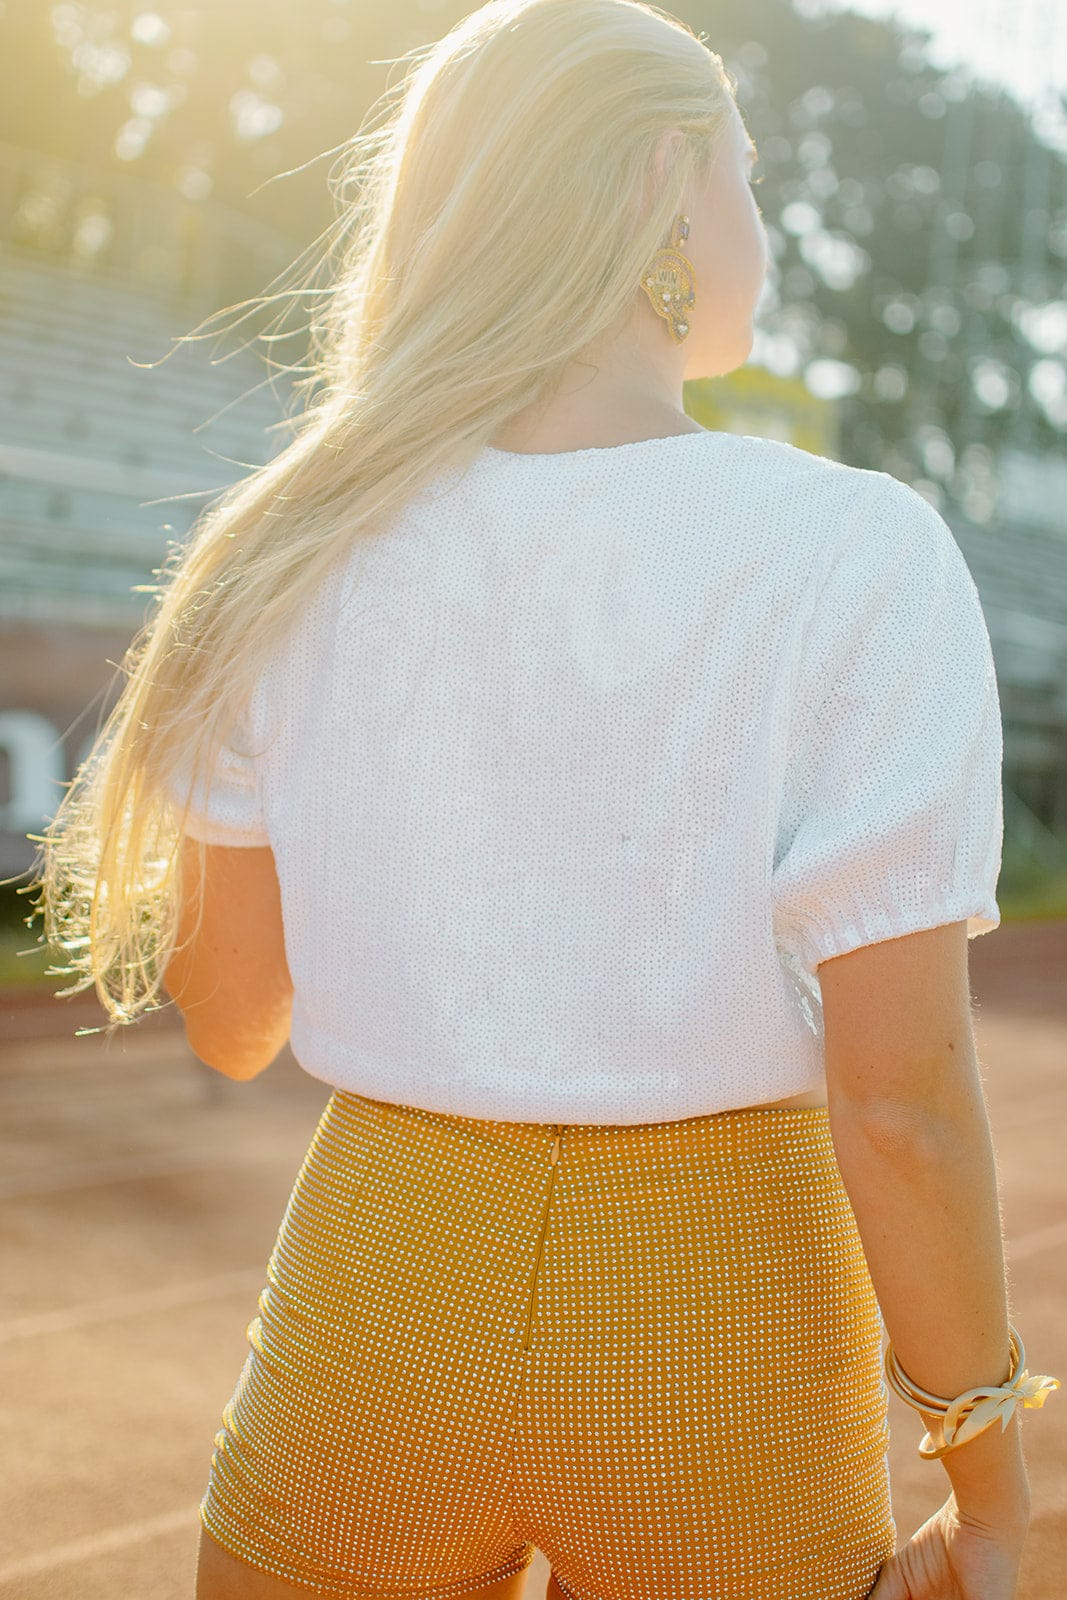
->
[164, 433, 1003, 1125]
[200, 1090, 897, 1598]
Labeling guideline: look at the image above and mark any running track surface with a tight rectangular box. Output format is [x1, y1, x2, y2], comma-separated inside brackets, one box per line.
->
[1, 918, 1063, 1600]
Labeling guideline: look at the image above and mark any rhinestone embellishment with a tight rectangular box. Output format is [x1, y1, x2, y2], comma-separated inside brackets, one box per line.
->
[639, 214, 695, 344]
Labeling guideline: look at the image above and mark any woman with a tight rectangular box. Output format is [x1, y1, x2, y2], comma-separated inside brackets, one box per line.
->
[26, 2, 1057, 1598]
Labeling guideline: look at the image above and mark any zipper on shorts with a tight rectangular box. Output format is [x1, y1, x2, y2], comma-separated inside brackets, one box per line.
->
[521, 1124, 563, 1352]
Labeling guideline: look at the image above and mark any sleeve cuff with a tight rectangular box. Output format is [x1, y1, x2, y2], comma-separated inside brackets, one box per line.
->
[176, 814, 272, 847]
[777, 894, 1001, 978]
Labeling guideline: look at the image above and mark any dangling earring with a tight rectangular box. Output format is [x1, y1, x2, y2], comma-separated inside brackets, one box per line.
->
[640, 214, 695, 342]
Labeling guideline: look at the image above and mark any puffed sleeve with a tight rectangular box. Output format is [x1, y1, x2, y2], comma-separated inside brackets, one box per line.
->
[771, 475, 1003, 981]
[162, 697, 271, 847]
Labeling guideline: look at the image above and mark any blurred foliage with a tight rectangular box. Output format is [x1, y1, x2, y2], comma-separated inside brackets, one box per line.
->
[1, 0, 1065, 486]
[0, 885, 54, 988]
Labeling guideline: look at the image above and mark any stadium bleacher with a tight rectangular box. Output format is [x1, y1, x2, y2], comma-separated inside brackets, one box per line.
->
[1, 242, 295, 627]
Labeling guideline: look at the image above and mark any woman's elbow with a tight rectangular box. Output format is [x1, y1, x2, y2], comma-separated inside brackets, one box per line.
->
[184, 1017, 289, 1081]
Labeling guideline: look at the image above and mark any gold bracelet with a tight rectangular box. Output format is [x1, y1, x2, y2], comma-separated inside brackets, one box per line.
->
[883, 1323, 1060, 1461]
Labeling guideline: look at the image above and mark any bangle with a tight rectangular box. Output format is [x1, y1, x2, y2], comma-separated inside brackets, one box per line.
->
[883, 1323, 1060, 1461]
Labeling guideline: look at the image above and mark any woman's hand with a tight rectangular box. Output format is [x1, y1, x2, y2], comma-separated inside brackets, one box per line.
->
[868, 1491, 1031, 1599]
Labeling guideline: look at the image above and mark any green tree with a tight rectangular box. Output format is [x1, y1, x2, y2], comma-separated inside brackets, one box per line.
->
[2, 0, 1064, 485]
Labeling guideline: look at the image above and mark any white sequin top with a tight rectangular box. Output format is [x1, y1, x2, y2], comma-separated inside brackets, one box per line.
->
[167, 431, 1003, 1124]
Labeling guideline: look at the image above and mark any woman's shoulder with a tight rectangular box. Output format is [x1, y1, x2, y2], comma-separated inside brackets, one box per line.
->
[694, 434, 902, 572]
[725, 432, 889, 493]
[735, 443, 964, 575]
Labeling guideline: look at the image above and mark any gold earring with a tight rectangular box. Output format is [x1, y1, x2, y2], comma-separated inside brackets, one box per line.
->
[640, 214, 695, 342]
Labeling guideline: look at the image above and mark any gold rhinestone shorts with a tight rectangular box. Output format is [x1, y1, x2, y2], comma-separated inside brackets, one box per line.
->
[199, 1090, 896, 1599]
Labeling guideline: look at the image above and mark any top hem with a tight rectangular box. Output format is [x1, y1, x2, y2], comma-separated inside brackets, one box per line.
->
[284, 1035, 828, 1126]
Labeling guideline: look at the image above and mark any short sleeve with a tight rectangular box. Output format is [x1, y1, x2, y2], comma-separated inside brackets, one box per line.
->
[772, 476, 1003, 980]
[162, 698, 271, 847]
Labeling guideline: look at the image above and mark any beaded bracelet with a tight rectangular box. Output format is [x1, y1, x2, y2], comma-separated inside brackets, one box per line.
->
[884, 1323, 1060, 1461]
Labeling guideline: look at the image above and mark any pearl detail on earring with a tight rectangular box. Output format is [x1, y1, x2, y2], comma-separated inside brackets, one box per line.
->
[639, 214, 696, 343]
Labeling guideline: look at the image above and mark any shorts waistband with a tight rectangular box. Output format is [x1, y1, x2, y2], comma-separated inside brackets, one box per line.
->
[337, 1088, 831, 1165]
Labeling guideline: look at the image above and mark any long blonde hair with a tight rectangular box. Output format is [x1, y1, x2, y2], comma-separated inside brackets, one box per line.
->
[20, 0, 738, 1032]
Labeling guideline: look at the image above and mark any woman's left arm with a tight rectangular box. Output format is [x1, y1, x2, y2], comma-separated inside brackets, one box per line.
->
[162, 837, 293, 1080]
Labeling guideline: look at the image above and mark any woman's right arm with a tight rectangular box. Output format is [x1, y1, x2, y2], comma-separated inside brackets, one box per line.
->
[819, 917, 1033, 1527]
